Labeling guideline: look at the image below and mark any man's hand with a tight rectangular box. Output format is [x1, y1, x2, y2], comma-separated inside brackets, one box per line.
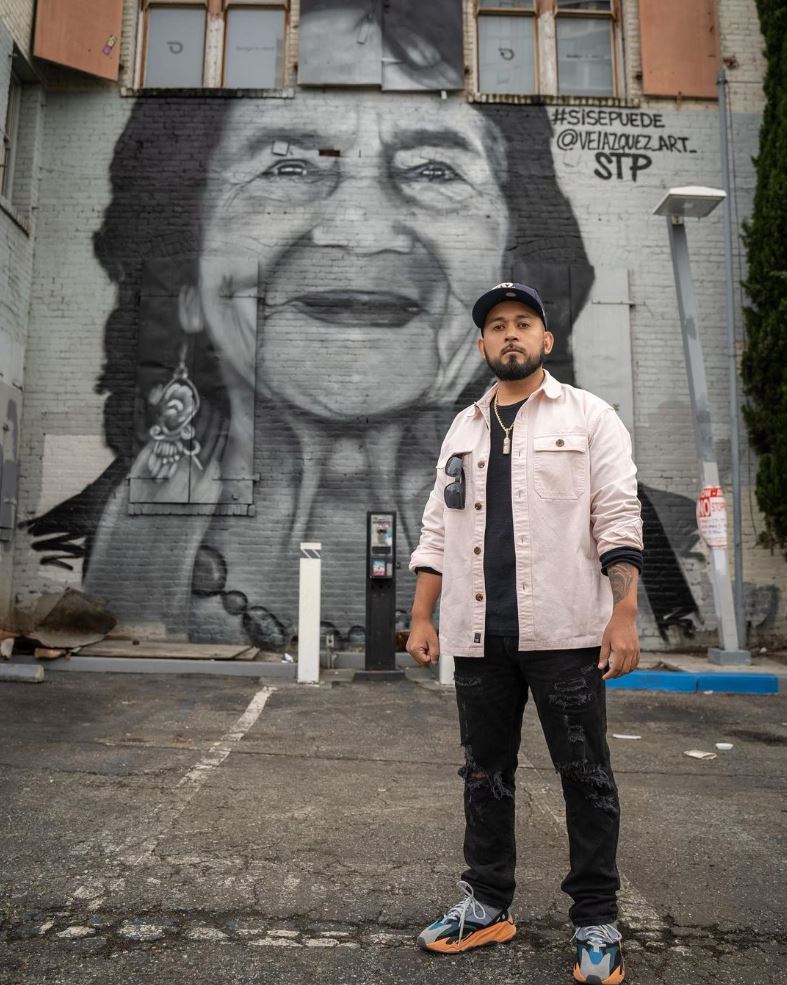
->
[599, 560, 640, 680]
[407, 617, 440, 667]
[598, 609, 640, 680]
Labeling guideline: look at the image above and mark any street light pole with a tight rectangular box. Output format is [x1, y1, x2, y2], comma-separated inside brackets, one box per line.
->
[662, 207, 750, 663]
[717, 66, 747, 649]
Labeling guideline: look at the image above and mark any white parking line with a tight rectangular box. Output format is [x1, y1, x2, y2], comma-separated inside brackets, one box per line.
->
[179, 686, 274, 787]
[119, 684, 275, 868]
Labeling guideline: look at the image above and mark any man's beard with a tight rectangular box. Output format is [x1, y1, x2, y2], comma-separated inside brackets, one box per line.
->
[484, 344, 545, 381]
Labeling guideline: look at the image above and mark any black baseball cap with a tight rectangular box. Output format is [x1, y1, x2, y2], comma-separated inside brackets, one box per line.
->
[472, 282, 547, 330]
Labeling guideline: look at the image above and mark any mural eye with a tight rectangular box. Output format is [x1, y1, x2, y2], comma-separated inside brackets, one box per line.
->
[263, 159, 313, 178]
[406, 160, 461, 182]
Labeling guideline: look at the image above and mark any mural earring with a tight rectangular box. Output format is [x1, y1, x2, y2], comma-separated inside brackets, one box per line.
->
[145, 343, 203, 481]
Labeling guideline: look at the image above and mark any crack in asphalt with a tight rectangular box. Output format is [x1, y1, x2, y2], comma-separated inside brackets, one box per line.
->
[0, 747, 781, 784]
[2, 906, 782, 956]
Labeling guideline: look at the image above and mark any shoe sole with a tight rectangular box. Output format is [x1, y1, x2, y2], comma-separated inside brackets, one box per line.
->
[573, 962, 625, 984]
[419, 918, 517, 954]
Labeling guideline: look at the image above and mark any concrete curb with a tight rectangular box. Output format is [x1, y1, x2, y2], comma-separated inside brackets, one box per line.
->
[7, 655, 297, 679]
[0, 663, 44, 683]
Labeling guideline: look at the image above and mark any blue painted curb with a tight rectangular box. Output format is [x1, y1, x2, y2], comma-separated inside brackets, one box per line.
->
[606, 670, 779, 694]
[606, 671, 696, 692]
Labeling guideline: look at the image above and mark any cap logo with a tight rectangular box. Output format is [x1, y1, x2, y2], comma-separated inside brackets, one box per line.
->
[494, 282, 514, 289]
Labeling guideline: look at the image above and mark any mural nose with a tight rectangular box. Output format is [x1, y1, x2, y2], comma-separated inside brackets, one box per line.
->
[311, 218, 413, 254]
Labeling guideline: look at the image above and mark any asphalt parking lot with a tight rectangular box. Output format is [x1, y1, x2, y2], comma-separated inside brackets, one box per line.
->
[0, 670, 784, 984]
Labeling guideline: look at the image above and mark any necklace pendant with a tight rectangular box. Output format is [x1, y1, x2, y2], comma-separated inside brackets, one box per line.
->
[503, 435, 511, 455]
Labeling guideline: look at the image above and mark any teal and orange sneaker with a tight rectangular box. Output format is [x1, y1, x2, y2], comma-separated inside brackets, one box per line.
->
[572, 924, 625, 983]
[417, 880, 516, 954]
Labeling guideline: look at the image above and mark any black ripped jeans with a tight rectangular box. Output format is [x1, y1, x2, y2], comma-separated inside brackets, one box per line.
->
[454, 637, 620, 927]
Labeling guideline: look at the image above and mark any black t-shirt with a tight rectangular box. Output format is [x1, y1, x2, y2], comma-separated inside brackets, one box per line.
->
[484, 397, 527, 637]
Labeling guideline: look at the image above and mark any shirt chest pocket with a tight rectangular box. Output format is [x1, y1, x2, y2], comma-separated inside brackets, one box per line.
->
[437, 450, 474, 510]
[532, 434, 588, 500]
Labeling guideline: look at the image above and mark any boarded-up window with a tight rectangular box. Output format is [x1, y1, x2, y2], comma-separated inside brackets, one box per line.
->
[640, 0, 719, 98]
[33, 0, 123, 81]
[298, 0, 464, 91]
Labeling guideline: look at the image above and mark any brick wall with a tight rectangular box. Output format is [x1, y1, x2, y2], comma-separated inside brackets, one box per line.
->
[0, 0, 34, 61]
[0, 11, 44, 623]
[7, 0, 786, 650]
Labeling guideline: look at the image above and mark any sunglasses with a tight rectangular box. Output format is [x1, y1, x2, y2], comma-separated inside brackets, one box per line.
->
[444, 454, 466, 510]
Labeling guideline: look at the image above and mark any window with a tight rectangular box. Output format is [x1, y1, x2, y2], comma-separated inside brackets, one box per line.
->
[477, 1, 537, 95]
[555, 1, 614, 97]
[141, 1, 288, 89]
[224, 4, 286, 88]
[475, 0, 618, 99]
[0, 72, 21, 200]
[144, 4, 207, 86]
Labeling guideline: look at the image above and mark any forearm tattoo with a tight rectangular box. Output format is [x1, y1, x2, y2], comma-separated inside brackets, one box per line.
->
[608, 562, 636, 606]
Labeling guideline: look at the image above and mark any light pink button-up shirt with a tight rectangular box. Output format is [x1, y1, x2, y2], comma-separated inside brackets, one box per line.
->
[409, 370, 643, 657]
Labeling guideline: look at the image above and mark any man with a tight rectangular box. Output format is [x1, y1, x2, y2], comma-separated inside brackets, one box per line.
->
[408, 283, 643, 985]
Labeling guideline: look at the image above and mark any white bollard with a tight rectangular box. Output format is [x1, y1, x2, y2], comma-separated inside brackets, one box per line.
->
[297, 542, 322, 684]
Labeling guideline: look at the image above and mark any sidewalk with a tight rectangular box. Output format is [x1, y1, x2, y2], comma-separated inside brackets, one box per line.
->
[0, 670, 784, 984]
[9, 645, 787, 693]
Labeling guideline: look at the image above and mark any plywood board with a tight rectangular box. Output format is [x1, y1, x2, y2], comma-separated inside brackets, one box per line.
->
[33, 0, 123, 81]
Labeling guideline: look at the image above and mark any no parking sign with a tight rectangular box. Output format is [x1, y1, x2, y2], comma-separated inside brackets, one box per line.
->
[696, 486, 728, 549]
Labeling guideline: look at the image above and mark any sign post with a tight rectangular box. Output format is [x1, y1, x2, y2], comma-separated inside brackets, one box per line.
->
[695, 485, 750, 664]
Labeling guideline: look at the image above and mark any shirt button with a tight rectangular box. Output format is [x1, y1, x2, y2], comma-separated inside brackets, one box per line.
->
[474, 502, 483, 510]
[556, 438, 565, 447]
[475, 592, 483, 602]
[473, 547, 481, 555]
[478, 460, 486, 468]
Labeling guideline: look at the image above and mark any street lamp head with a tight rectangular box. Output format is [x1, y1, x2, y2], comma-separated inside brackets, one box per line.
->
[653, 186, 727, 219]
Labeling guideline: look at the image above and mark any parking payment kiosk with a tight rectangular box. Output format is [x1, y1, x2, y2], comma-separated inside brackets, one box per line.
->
[359, 511, 403, 680]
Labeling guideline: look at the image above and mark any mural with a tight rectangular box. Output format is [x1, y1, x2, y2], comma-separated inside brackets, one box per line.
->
[298, 0, 464, 90]
[24, 7, 719, 649]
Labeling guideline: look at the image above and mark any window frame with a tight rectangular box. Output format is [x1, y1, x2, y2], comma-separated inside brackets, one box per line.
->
[220, 0, 289, 90]
[554, 0, 618, 98]
[139, 0, 289, 90]
[473, 0, 621, 101]
[141, 1, 209, 88]
[475, 1, 541, 97]
[1, 71, 22, 201]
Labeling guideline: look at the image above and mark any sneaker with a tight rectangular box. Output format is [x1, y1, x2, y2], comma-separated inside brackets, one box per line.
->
[572, 924, 625, 984]
[417, 880, 516, 954]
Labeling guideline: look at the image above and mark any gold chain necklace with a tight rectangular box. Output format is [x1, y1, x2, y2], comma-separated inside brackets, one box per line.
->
[493, 395, 515, 455]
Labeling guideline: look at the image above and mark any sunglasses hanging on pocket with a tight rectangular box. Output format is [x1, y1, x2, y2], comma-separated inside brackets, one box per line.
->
[444, 454, 466, 510]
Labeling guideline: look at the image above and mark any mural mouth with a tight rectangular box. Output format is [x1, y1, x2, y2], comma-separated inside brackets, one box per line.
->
[281, 290, 422, 327]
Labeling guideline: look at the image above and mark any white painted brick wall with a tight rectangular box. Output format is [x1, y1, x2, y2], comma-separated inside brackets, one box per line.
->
[0, 0, 34, 61]
[5, 0, 785, 648]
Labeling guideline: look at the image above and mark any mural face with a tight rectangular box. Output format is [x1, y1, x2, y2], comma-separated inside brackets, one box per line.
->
[200, 98, 508, 418]
[25, 81, 718, 649]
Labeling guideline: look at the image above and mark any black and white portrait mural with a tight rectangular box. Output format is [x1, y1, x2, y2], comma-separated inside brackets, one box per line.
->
[298, 0, 464, 90]
[25, 4, 722, 649]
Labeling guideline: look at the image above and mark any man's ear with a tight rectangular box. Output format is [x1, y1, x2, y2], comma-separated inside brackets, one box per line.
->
[476, 334, 486, 359]
[544, 329, 555, 356]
